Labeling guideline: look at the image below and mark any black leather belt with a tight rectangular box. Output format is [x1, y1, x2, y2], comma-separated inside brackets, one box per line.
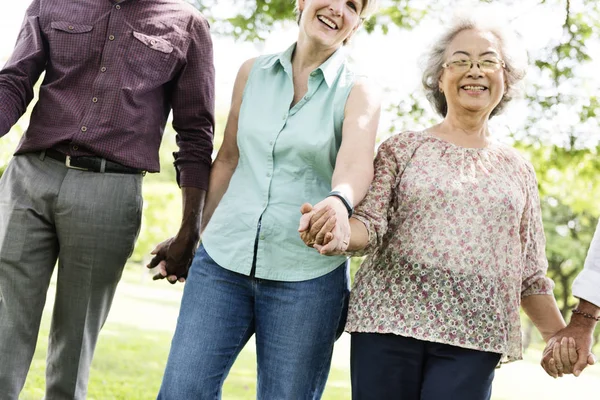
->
[43, 149, 145, 175]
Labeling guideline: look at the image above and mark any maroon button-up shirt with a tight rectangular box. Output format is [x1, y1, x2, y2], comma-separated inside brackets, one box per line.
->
[0, 0, 215, 188]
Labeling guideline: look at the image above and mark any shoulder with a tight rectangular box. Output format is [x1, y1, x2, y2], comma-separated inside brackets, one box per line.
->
[379, 131, 429, 150]
[167, 1, 211, 32]
[374, 131, 429, 162]
[346, 76, 382, 106]
[237, 57, 258, 81]
[494, 143, 536, 173]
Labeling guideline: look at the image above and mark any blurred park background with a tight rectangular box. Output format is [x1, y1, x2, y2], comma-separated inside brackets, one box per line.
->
[1, 0, 599, 398]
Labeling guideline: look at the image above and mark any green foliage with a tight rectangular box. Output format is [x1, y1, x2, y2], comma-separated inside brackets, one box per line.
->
[189, 0, 429, 41]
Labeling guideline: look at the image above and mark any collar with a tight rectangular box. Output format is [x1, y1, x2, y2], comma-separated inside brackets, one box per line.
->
[262, 43, 347, 88]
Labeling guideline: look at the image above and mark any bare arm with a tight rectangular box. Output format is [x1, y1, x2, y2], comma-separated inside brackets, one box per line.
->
[330, 78, 381, 207]
[298, 78, 381, 253]
[521, 294, 566, 342]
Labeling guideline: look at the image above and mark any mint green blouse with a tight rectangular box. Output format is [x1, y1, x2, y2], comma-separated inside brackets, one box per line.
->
[202, 44, 357, 281]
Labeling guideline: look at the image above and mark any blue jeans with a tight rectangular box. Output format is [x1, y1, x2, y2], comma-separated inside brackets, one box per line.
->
[351, 333, 501, 400]
[158, 245, 349, 400]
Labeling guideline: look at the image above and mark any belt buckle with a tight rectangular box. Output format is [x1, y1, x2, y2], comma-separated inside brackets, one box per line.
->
[65, 155, 89, 171]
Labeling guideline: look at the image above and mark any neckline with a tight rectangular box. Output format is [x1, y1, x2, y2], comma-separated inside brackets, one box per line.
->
[421, 130, 494, 151]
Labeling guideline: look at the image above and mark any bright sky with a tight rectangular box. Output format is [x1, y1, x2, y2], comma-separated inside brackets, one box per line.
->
[1, 1, 598, 143]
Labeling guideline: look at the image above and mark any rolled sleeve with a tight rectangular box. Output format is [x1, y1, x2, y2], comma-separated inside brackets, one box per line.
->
[520, 162, 555, 297]
[572, 220, 600, 307]
[171, 14, 215, 189]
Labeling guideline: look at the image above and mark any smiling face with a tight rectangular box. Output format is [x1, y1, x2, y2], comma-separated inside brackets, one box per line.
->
[297, 0, 363, 48]
[438, 29, 506, 119]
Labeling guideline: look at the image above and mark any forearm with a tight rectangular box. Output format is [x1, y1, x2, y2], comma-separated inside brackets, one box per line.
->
[200, 157, 237, 230]
[570, 299, 600, 334]
[347, 217, 369, 252]
[331, 160, 374, 207]
[522, 294, 567, 342]
[177, 186, 207, 245]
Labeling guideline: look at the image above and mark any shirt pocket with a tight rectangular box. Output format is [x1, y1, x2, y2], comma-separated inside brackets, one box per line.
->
[49, 21, 94, 64]
[126, 31, 175, 81]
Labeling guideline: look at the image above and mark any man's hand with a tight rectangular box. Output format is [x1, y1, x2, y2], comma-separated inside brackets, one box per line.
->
[541, 324, 596, 378]
[147, 187, 205, 284]
[146, 234, 198, 284]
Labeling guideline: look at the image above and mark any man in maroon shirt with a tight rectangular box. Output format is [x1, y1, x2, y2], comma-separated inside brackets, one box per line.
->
[0, 0, 214, 398]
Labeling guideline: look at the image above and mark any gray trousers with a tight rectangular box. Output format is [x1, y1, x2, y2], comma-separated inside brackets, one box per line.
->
[0, 153, 143, 400]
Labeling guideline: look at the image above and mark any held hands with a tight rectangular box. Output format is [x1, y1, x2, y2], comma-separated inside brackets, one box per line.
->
[146, 234, 198, 284]
[298, 197, 351, 255]
[540, 326, 596, 378]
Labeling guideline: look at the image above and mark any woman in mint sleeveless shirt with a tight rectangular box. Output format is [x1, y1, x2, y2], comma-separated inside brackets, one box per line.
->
[158, 0, 381, 398]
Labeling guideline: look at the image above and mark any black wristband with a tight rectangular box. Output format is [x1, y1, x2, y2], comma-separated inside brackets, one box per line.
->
[328, 191, 353, 217]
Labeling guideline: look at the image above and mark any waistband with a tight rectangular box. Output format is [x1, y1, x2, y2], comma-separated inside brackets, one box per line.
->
[41, 149, 145, 175]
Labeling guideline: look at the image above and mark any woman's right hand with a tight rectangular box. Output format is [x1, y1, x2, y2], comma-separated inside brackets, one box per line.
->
[298, 203, 336, 249]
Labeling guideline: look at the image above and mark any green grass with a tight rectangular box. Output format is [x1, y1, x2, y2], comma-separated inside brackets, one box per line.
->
[19, 265, 600, 399]
[21, 319, 350, 400]
[20, 265, 351, 399]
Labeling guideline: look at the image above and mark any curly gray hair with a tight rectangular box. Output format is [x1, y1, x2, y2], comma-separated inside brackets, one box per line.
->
[422, 15, 527, 118]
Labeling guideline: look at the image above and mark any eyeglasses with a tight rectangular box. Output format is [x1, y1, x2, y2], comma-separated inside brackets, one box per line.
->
[442, 58, 506, 74]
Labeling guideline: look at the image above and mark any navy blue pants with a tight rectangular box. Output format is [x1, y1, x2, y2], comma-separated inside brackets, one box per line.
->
[351, 333, 501, 400]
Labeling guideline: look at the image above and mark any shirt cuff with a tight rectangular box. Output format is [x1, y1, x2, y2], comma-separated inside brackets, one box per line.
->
[176, 161, 211, 190]
[573, 268, 600, 307]
[349, 213, 373, 257]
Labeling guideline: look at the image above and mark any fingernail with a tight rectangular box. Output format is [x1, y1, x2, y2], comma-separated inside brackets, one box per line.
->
[574, 370, 581, 377]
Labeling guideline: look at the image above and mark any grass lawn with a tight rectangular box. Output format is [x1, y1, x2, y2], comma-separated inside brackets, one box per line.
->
[19, 265, 600, 399]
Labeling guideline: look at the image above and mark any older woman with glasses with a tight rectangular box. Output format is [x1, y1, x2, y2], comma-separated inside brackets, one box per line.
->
[299, 13, 570, 400]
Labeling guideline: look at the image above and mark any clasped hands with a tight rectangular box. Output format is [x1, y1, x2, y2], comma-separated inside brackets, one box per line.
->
[540, 325, 596, 378]
[298, 197, 351, 255]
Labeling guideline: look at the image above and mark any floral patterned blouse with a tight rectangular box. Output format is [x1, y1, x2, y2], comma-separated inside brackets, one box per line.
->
[346, 131, 554, 363]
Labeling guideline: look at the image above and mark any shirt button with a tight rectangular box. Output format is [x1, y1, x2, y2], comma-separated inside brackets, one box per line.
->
[115, 4, 121, 9]
[259, 235, 265, 240]
[269, 141, 274, 146]
[282, 114, 287, 120]
[68, 26, 74, 30]
[266, 172, 271, 177]
[310, 71, 318, 77]
[100, 66, 107, 72]
[81, 126, 87, 132]
[109, 35, 115, 41]
[92, 97, 98, 103]
[72, 145, 79, 151]
[150, 39, 156, 45]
